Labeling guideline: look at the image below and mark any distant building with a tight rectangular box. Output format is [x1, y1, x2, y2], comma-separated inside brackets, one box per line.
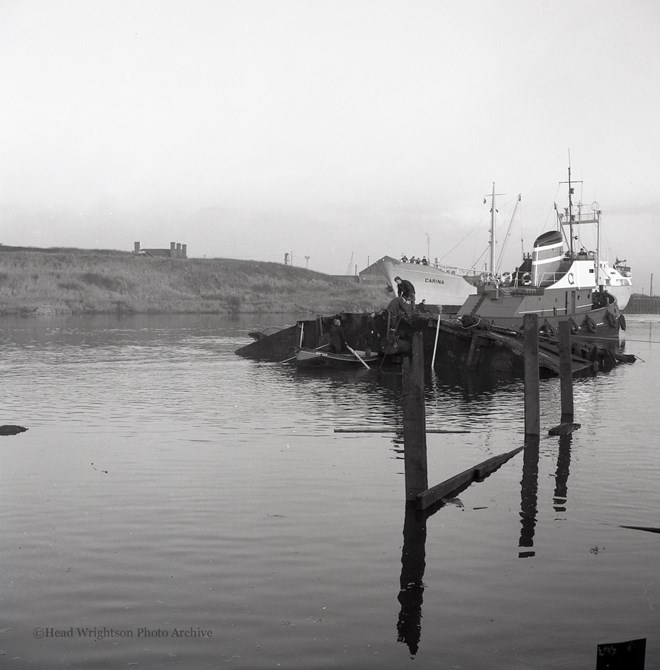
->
[133, 241, 187, 259]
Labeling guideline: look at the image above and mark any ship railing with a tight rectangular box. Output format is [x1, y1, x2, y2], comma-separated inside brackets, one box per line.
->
[432, 262, 481, 276]
[485, 283, 539, 297]
[559, 210, 600, 226]
[505, 285, 539, 295]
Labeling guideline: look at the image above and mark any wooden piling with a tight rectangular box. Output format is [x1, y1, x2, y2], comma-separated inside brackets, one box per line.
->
[402, 332, 428, 501]
[523, 314, 540, 441]
[558, 319, 574, 424]
[548, 320, 581, 435]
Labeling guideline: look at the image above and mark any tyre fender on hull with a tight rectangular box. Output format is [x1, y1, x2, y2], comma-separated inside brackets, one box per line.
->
[606, 310, 619, 328]
[582, 315, 597, 333]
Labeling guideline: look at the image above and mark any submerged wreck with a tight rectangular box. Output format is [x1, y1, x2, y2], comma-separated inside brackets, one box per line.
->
[235, 307, 633, 376]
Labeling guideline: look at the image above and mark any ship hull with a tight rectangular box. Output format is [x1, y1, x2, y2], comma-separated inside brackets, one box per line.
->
[456, 284, 625, 338]
[380, 259, 477, 307]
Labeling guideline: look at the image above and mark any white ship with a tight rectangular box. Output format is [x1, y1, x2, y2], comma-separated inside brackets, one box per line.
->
[599, 258, 633, 310]
[379, 257, 478, 308]
[379, 175, 632, 311]
[456, 168, 630, 335]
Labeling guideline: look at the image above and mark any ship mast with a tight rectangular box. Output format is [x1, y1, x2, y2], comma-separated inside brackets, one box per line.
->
[560, 160, 582, 259]
[559, 159, 602, 286]
[486, 182, 504, 278]
[567, 164, 575, 257]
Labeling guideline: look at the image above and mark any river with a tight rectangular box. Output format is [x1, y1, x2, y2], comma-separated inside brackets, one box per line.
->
[1, 313, 659, 669]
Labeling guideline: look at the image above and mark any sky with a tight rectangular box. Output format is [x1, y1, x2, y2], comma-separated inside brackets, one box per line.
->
[1, 0, 659, 288]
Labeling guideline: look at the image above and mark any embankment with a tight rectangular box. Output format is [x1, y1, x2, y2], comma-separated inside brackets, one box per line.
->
[623, 294, 660, 314]
[0, 249, 390, 315]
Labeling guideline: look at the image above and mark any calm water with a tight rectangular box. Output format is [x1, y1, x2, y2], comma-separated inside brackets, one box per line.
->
[1, 314, 659, 669]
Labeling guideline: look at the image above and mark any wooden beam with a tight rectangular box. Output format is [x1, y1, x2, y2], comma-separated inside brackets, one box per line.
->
[334, 428, 470, 434]
[0, 425, 28, 436]
[548, 422, 581, 436]
[416, 446, 524, 510]
[620, 525, 660, 534]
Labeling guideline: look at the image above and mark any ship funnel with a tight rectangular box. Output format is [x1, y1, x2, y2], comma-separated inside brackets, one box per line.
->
[532, 231, 564, 286]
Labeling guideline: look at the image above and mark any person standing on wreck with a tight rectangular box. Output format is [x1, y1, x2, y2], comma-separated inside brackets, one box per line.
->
[329, 318, 347, 353]
[394, 276, 415, 307]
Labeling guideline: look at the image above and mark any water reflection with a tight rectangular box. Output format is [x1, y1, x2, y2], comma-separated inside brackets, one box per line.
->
[518, 438, 540, 558]
[553, 434, 573, 515]
[396, 505, 427, 656]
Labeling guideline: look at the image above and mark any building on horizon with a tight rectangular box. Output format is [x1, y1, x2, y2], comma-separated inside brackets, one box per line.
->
[133, 241, 187, 259]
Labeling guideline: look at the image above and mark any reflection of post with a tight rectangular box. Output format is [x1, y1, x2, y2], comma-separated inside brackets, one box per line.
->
[397, 505, 427, 656]
[402, 332, 428, 501]
[553, 433, 572, 513]
[518, 437, 539, 558]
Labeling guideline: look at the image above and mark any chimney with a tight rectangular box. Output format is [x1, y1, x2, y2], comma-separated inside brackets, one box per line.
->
[182, 244, 187, 258]
[134, 241, 140, 253]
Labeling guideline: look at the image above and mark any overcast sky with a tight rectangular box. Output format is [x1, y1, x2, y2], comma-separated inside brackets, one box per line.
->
[1, 0, 658, 286]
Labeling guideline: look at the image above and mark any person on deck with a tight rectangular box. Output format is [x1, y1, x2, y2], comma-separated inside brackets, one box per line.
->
[394, 276, 416, 306]
[328, 318, 347, 353]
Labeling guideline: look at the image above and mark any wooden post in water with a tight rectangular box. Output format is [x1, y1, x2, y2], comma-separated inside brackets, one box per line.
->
[523, 314, 540, 441]
[548, 319, 581, 435]
[402, 332, 428, 501]
[558, 319, 574, 424]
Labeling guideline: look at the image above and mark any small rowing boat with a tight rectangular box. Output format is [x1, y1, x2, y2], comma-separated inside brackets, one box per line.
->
[295, 348, 379, 368]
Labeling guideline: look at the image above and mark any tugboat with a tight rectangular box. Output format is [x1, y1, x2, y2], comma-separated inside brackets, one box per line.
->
[455, 168, 626, 340]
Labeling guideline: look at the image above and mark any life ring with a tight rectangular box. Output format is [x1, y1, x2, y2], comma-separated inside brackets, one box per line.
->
[582, 315, 597, 333]
[501, 272, 512, 285]
[521, 272, 532, 286]
[619, 313, 627, 331]
[567, 272, 575, 285]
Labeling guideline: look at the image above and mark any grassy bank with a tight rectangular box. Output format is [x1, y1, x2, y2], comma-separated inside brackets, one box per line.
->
[0, 249, 390, 315]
